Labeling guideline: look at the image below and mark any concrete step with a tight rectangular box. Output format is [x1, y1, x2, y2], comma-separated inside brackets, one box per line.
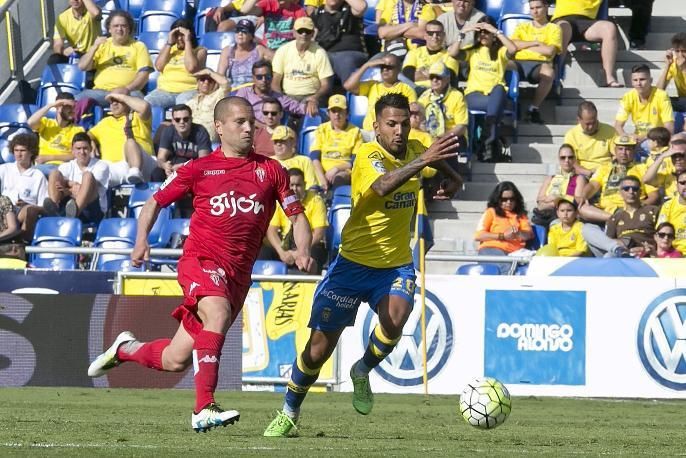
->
[555, 105, 633, 127]
[560, 66, 677, 91]
[517, 124, 571, 137]
[471, 162, 550, 182]
[458, 182, 540, 202]
[510, 143, 560, 164]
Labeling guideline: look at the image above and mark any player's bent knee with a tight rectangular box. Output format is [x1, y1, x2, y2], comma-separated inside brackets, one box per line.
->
[164, 358, 191, 372]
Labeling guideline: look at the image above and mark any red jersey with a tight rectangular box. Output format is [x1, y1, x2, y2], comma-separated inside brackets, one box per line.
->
[154, 149, 304, 287]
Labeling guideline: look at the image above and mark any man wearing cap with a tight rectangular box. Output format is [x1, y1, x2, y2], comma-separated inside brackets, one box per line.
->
[185, 68, 231, 143]
[217, 19, 273, 85]
[310, 94, 363, 192]
[271, 17, 334, 116]
[579, 135, 659, 223]
[311, 0, 368, 84]
[344, 53, 416, 140]
[402, 20, 459, 89]
[234, 60, 307, 125]
[253, 97, 285, 157]
[417, 62, 467, 142]
[240, 0, 307, 50]
[272, 125, 320, 190]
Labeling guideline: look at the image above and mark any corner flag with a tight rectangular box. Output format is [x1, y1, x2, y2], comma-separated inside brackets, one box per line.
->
[412, 187, 434, 270]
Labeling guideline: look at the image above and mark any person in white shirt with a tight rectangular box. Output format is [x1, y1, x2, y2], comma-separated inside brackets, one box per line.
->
[0, 133, 48, 241]
[43, 132, 110, 223]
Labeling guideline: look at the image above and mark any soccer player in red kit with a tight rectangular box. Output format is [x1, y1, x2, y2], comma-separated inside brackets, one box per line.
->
[88, 97, 314, 432]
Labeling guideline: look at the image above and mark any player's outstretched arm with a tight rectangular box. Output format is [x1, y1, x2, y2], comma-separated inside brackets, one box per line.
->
[289, 212, 316, 273]
[131, 197, 162, 267]
[371, 134, 461, 197]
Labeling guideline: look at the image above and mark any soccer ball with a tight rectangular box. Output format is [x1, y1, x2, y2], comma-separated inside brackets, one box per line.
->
[459, 377, 511, 429]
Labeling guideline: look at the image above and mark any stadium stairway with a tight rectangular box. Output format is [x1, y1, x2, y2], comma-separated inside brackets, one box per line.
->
[427, 0, 685, 274]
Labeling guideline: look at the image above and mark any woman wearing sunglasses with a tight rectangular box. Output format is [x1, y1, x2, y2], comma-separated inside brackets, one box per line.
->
[474, 181, 533, 273]
[654, 222, 682, 258]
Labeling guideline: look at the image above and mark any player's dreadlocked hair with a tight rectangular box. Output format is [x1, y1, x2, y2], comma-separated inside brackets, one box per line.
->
[374, 93, 410, 120]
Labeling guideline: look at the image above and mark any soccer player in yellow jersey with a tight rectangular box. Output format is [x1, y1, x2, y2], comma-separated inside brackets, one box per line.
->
[264, 93, 463, 437]
[310, 95, 363, 193]
[615, 64, 674, 155]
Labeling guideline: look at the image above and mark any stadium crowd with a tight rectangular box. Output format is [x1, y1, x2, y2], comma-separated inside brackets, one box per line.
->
[0, 0, 685, 271]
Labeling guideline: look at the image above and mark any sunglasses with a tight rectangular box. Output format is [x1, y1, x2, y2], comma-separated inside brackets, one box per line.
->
[559, 155, 575, 160]
[426, 30, 443, 36]
[380, 64, 396, 71]
[621, 185, 640, 192]
[296, 29, 313, 35]
[197, 76, 212, 82]
[173, 116, 190, 123]
[500, 197, 515, 202]
[254, 74, 272, 81]
[657, 232, 675, 239]
[262, 110, 280, 116]
[672, 153, 685, 160]
[678, 180, 686, 186]
[429, 74, 445, 80]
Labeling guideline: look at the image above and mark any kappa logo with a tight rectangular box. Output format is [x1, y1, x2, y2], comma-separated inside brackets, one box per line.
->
[202, 268, 226, 286]
[361, 290, 452, 386]
[189, 282, 200, 294]
[198, 355, 219, 364]
[637, 289, 686, 390]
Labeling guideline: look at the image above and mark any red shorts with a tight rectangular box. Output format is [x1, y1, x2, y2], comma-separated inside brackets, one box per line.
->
[172, 256, 250, 339]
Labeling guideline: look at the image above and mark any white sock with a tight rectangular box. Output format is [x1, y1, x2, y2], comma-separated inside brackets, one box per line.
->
[282, 403, 299, 420]
[352, 359, 372, 376]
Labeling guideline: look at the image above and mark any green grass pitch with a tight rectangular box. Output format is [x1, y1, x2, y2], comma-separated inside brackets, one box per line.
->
[1, 388, 684, 456]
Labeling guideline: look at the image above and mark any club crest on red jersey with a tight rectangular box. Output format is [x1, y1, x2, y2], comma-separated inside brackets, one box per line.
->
[255, 167, 266, 182]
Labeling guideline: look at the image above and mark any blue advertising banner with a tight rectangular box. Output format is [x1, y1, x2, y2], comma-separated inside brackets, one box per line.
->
[484, 290, 586, 385]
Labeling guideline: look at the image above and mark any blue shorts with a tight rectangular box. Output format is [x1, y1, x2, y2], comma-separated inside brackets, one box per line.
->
[308, 255, 417, 331]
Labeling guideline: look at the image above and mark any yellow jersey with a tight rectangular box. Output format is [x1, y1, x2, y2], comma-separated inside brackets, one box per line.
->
[511, 21, 562, 63]
[378, 0, 437, 49]
[563, 123, 615, 171]
[157, 45, 204, 93]
[658, 197, 686, 255]
[89, 112, 153, 163]
[402, 47, 459, 88]
[590, 162, 656, 213]
[54, 8, 101, 54]
[464, 46, 509, 96]
[310, 122, 362, 172]
[359, 81, 417, 131]
[615, 87, 674, 137]
[37, 118, 85, 163]
[551, 0, 602, 21]
[270, 190, 328, 245]
[340, 140, 426, 268]
[645, 147, 675, 188]
[547, 221, 587, 256]
[93, 38, 153, 91]
[278, 155, 320, 189]
[666, 62, 686, 98]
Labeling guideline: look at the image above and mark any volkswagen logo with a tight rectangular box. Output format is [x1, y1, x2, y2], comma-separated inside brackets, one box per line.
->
[362, 290, 452, 386]
[637, 289, 686, 390]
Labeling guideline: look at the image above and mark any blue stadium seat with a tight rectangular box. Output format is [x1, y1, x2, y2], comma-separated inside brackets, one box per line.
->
[0, 104, 38, 128]
[98, 258, 146, 272]
[0, 138, 9, 164]
[30, 217, 83, 270]
[148, 207, 172, 246]
[363, 0, 379, 26]
[128, 0, 145, 18]
[675, 112, 685, 134]
[142, 0, 187, 16]
[514, 264, 528, 275]
[138, 31, 169, 55]
[300, 127, 318, 157]
[331, 185, 351, 207]
[195, 0, 223, 35]
[347, 93, 368, 129]
[200, 32, 236, 71]
[456, 263, 501, 275]
[476, 0, 504, 20]
[38, 64, 87, 106]
[92, 218, 138, 270]
[327, 199, 351, 258]
[127, 182, 164, 217]
[140, 12, 179, 33]
[151, 105, 168, 136]
[37, 85, 80, 109]
[252, 260, 288, 276]
[529, 223, 548, 249]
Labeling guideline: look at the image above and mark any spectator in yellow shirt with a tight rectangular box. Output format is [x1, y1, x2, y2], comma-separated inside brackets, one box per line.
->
[563, 101, 615, 176]
[552, 0, 621, 88]
[271, 126, 320, 190]
[144, 19, 207, 109]
[657, 170, 686, 255]
[377, 0, 436, 53]
[408, 102, 433, 148]
[402, 20, 459, 89]
[310, 95, 363, 193]
[643, 138, 686, 202]
[344, 52, 416, 139]
[579, 135, 660, 223]
[263, 168, 328, 273]
[656, 33, 686, 132]
[50, 0, 101, 64]
[538, 198, 588, 257]
[509, 0, 561, 124]
[76, 11, 153, 107]
[87, 89, 157, 187]
[417, 62, 467, 144]
[457, 17, 517, 162]
[271, 17, 334, 115]
[26, 93, 85, 175]
[615, 64, 674, 156]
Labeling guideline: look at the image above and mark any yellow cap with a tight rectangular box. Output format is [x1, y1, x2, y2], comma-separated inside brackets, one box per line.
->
[615, 135, 637, 146]
[428, 61, 449, 78]
[271, 125, 296, 141]
[294, 17, 315, 31]
[328, 94, 347, 110]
